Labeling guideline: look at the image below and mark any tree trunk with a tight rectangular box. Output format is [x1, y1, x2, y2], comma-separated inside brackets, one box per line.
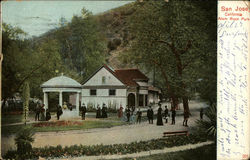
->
[171, 96, 179, 110]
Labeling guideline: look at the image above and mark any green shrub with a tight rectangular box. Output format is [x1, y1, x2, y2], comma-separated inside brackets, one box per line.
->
[14, 127, 35, 159]
[196, 104, 216, 140]
[4, 133, 211, 159]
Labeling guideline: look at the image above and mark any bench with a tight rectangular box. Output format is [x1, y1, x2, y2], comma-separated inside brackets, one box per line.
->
[163, 131, 189, 137]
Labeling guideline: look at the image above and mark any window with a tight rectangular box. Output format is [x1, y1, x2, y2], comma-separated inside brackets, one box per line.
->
[109, 89, 116, 96]
[102, 76, 106, 84]
[90, 89, 97, 96]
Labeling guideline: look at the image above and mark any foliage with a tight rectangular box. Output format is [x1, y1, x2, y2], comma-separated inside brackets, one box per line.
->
[2, 23, 27, 40]
[5, 134, 211, 159]
[2, 23, 64, 101]
[119, 1, 217, 110]
[196, 104, 217, 139]
[119, 143, 216, 160]
[22, 81, 30, 125]
[52, 8, 107, 80]
[14, 127, 34, 159]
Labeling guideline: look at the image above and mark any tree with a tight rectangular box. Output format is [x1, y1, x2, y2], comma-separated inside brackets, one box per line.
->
[2, 23, 29, 102]
[123, 0, 216, 113]
[53, 8, 107, 80]
[2, 23, 65, 102]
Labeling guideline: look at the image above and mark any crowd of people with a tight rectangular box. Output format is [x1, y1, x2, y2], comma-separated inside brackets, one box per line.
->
[34, 103, 51, 121]
[146, 103, 189, 127]
[35, 101, 204, 126]
[79, 102, 194, 127]
[80, 103, 108, 120]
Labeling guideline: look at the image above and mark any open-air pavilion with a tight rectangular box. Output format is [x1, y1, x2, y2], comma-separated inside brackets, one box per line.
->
[41, 74, 82, 118]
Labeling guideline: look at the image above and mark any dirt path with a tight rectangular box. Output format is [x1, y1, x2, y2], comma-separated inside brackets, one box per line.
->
[2, 101, 208, 156]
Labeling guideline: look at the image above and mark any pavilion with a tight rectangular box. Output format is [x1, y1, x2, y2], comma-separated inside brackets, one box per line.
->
[41, 74, 82, 118]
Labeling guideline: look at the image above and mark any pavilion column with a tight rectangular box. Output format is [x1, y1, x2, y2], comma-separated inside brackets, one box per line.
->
[59, 91, 63, 107]
[76, 92, 80, 116]
[43, 92, 48, 109]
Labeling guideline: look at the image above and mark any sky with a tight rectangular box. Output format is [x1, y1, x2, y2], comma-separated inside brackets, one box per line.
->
[2, 1, 133, 38]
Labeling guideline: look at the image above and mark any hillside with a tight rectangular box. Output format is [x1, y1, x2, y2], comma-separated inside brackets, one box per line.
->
[95, 2, 136, 69]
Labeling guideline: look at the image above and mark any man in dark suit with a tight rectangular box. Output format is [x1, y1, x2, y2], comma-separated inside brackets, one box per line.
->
[81, 103, 87, 120]
[35, 103, 40, 121]
[164, 106, 169, 123]
[171, 109, 176, 125]
[57, 105, 62, 120]
[125, 106, 131, 122]
[147, 106, 154, 124]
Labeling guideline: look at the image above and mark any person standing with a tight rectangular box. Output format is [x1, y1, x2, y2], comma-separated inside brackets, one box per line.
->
[81, 103, 87, 120]
[131, 107, 136, 123]
[35, 103, 40, 121]
[40, 104, 46, 121]
[147, 106, 151, 124]
[102, 103, 108, 118]
[132, 106, 135, 114]
[69, 104, 73, 111]
[171, 108, 176, 125]
[183, 110, 190, 127]
[125, 106, 131, 122]
[63, 102, 68, 110]
[136, 108, 142, 124]
[118, 105, 123, 118]
[96, 105, 101, 118]
[57, 105, 63, 120]
[164, 106, 169, 123]
[147, 106, 154, 124]
[200, 108, 204, 120]
[156, 104, 163, 126]
[46, 109, 51, 121]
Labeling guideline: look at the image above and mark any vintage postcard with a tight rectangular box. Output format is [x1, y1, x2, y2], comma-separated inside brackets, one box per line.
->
[0, 1, 249, 160]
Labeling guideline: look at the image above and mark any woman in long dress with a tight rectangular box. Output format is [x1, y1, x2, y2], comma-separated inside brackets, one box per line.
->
[157, 105, 163, 126]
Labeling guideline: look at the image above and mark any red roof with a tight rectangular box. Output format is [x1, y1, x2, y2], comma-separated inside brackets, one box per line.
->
[114, 68, 149, 87]
[83, 64, 149, 87]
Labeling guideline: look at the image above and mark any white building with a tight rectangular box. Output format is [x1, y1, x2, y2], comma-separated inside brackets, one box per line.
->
[81, 65, 161, 109]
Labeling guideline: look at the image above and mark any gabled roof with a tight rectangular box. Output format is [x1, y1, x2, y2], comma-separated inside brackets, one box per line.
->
[82, 64, 125, 86]
[82, 65, 149, 87]
[114, 68, 149, 87]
